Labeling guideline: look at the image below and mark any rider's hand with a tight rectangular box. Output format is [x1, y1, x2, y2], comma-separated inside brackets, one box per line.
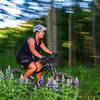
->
[40, 56, 48, 60]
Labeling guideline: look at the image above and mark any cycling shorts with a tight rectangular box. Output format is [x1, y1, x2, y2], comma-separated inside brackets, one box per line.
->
[16, 54, 39, 69]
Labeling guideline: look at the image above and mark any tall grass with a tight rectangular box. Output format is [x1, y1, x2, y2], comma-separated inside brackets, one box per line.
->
[0, 66, 79, 100]
[0, 63, 100, 100]
[57, 66, 100, 100]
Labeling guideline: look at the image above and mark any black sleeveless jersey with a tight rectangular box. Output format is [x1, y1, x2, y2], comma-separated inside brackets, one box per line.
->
[16, 34, 42, 57]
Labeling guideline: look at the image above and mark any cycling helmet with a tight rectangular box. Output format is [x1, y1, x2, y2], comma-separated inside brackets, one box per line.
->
[33, 24, 47, 33]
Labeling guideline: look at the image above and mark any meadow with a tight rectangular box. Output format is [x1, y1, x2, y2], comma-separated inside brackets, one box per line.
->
[0, 59, 100, 100]
[0, 65, 79, 100]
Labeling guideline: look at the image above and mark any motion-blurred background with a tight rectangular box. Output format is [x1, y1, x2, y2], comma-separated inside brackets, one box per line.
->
[0, 0, 100, 99]
[0, 0, 100, 67]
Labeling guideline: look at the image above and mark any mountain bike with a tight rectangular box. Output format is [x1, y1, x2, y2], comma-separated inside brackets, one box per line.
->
[10, 55, 79, 88]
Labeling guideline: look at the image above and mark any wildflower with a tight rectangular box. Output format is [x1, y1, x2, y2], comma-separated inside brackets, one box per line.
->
[53, 86, 58, 92]
[34, 85, 37, 90]
[74, 77, 79, 87]
[53, 79, 59, 92]
[25, 79, 29, 84]
[53, 83, 59, 92]
[1, 73, 4, 80]
[6, 65, 11, 74]
[70, 79, 73, 84]
[10, 73, 14, 79]
[39, 76, 44, 86]
[46, 77, 53, 88]
[56, 76, 59, 82]
[0, 71, 4, 80]
[19, 78, 24, 84]
[66, 79, 71, 87]
[19, 74, 24, 84]
[62, 75, 65, 83]
[6, 69, 9, 74]
[8, 65, 11, 73]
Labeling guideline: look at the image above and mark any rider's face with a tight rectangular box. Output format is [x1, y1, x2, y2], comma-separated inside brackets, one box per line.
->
[39, 30, 44, 39]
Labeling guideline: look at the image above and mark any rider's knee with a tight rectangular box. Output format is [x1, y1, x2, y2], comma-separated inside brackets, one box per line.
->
[28, 62, 37, 71]
[31, 64, 36, 71]
[31, 65, 36, 71]
[36, 61, 42, 71]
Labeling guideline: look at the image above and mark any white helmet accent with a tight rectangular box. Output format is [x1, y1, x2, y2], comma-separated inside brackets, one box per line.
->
[33, 24, 47, 33]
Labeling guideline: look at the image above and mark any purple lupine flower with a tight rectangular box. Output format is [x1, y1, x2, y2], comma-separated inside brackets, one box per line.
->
[0, 71, 4, 80]
[6, 69, 8, 74]
[46, 77, 53, 88]
[62, 75, 65, 83]
[19, 77, 24, 84]
[6, 69, 10, 74]
[74, 77, 79, 87]
[1, 73, 4, 80]
[19, 74, 24, 84]
[53, 84, 59, 92]
[56, 76, 59, 82]
[6, 65, 11, 74]
[66, 79, 71, 87]
[53, 80, 59, 92]
[8, 65, 11, 73]
[10, 73, 14, 79]
[39, 76, 44, 86]
[53, 87, 58, 92]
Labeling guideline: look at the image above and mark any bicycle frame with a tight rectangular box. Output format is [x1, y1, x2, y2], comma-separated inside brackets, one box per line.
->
[32, 61, 56, 78]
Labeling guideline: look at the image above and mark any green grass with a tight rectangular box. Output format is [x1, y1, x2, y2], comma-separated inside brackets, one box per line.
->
[0, 60, 100, 100]
[0, 68, 79, 100]
[56, 66, 100, 100]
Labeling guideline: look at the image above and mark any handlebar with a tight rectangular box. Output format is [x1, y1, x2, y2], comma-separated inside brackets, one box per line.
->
[45, 54, 57, 62]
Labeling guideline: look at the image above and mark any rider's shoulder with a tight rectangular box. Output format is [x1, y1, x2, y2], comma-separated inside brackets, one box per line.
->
[27, 37, 35, 43]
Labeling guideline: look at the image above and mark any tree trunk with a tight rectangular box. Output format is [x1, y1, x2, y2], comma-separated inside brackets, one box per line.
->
[92, 4, 97, 66]
[47, 7, 57, 53]
[68, 12, 72, 66]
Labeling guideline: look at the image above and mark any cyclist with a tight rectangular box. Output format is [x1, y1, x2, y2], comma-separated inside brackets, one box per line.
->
[16, 24, 55, 84]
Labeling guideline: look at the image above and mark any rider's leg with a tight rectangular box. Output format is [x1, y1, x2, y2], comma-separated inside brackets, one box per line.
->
[24, 62, 37, 79]
[36, 61, 42, 83]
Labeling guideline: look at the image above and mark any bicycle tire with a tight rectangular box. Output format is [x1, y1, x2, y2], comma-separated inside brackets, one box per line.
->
[10, 68, 34, 85]
[11, 68, 25, 75]
[56, 72, 76, 84]
[55, 72, 79, 88]
[43, 70, 78, 87]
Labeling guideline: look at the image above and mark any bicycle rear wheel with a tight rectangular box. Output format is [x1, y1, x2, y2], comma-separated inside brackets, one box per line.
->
[10, 68, 34, 85]
[43, 71, 78, 87]
[55, 72, 78, 86]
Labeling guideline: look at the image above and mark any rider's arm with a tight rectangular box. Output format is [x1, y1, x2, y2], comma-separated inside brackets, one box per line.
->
[40, 41, 53, 55]
[27, 38, 42, 58]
